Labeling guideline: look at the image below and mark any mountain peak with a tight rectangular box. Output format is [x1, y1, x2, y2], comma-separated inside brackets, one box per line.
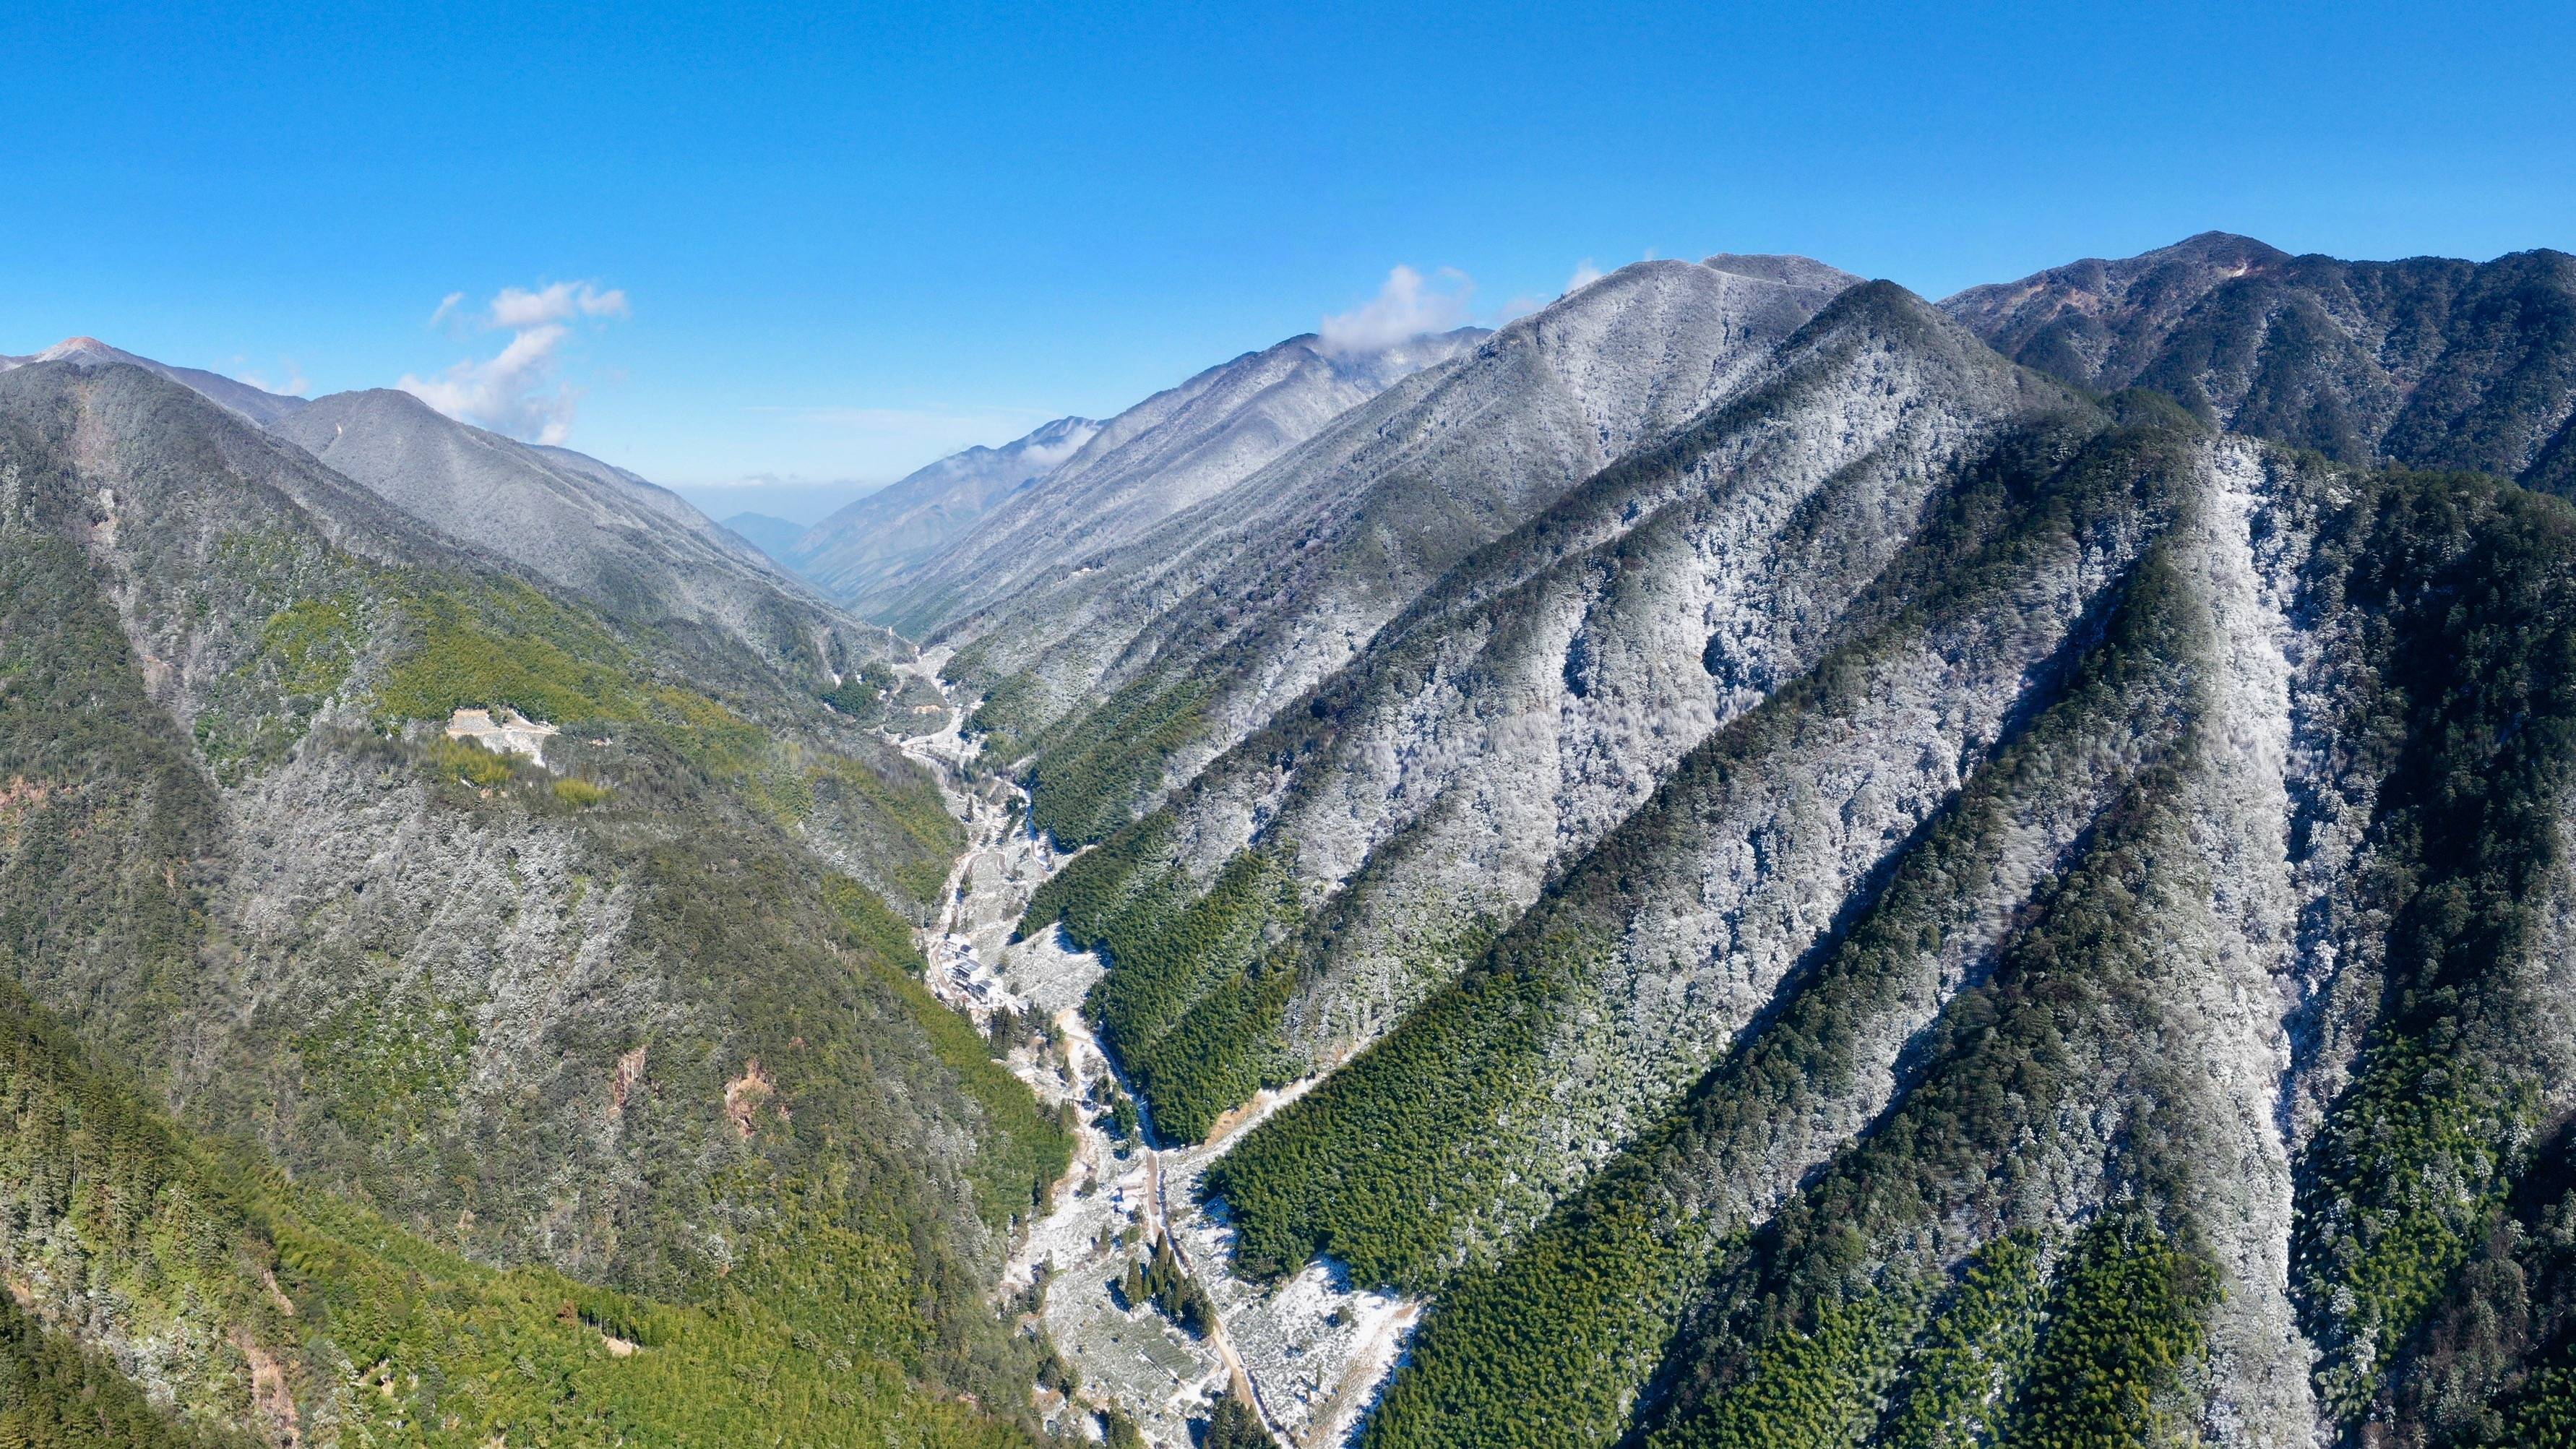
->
[2148, 228, 2288, 265]
[1, 334, 309, 424]
[1702, 252, 1868, 291]
[18, 335, 149, 370]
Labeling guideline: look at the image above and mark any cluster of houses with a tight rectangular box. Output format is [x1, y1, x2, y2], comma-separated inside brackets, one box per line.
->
[936, 933, 996, 1004]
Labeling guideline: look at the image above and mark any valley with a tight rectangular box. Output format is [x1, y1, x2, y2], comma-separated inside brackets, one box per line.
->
[6, 228, 2576, 1449]
[890, 650, 1421, 1448]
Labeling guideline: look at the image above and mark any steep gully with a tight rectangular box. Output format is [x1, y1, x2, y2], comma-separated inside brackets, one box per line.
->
[887, 649, 1419, 1448]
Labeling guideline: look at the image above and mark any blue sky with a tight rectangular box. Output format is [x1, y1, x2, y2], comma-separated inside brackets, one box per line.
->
[5, 1, 2572, 520]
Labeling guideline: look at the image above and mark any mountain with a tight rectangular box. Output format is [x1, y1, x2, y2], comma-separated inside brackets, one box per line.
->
[722, 509, 807, 558]
[270, 387, 889, 685]
[952, 254, 1866, 846]
[20, 234, 2576, 1449]
[0, 334, 309, 423]
[788, 415, 1100, 602]
[856, 328, 1488, 635]
[0, 356, 1065, 1444]
[1033, 280, 2058, 1130]
[1944, 231, 2576, 492]
[983, 246, 2576, 1448]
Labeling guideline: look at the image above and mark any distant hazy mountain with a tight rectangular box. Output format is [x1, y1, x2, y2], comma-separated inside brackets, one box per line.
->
[858, 328, 1486, 634]
[0, 334, 308, 423]
[722, 509, 807, 558]
[271, 387, 889, 684]
[788, 414, 1099, 603]
[1944, 231, 2576, 491]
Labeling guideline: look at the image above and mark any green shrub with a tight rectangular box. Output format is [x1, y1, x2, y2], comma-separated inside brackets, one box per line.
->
[1998, 1213, 2216, 1449]
[425, 734, 514, 786]
[259, 593, 360, 696]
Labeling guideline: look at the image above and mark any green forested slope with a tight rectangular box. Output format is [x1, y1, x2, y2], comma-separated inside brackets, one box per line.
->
[1353, 454, 2576, 1448]
[0, 361, 1066, 1443]
[1361, 522, 2206, 1447]
[0, 971, 1028, 1448]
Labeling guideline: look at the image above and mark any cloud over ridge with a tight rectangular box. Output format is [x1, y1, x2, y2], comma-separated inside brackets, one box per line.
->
[1319, 265, 1473, 353]
[403, 280, 629, 444]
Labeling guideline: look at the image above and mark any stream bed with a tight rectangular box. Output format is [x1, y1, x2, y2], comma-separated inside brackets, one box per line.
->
[889, 650, 1418, 1448]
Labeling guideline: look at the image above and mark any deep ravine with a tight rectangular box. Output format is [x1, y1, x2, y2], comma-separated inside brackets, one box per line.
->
[887, 648, 1421, 1448]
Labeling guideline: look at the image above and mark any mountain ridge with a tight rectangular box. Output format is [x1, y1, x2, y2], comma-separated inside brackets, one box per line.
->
[1942, 231, 2576, 491]
[952, 254, 1869, 850]
[788, 414, 1102, 603]
[270, 385, 891, 687]
[856, 327, 1490, 635]
[0, 334, 312, 425]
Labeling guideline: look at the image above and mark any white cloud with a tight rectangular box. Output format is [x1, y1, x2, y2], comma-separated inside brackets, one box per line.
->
[1483, 258, 1613, 327]
[1017, 426, 1098, 471]
[402, 280, 628, 444]
[488, 280, 629, 329]
[1319, 265, 1475, 355]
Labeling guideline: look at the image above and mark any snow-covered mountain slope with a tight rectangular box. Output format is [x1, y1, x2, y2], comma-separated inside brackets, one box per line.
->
[1046, 285, 2072, 1119]
[857, 327, 1488, 635]
[998, 246, 2576, 1449]
[1944, 231, 2576, 492]
[791, 414, 1100, 602]
[953, 254, 1865, 847]
[271, 386, 892, 683]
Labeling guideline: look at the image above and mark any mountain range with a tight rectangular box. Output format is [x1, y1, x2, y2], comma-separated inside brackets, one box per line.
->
[778, 414, 1103, 603]
[7, 229, 2576, 1449]
[941, 233, 2576, 1449]
[835, 328, 1489, 635]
